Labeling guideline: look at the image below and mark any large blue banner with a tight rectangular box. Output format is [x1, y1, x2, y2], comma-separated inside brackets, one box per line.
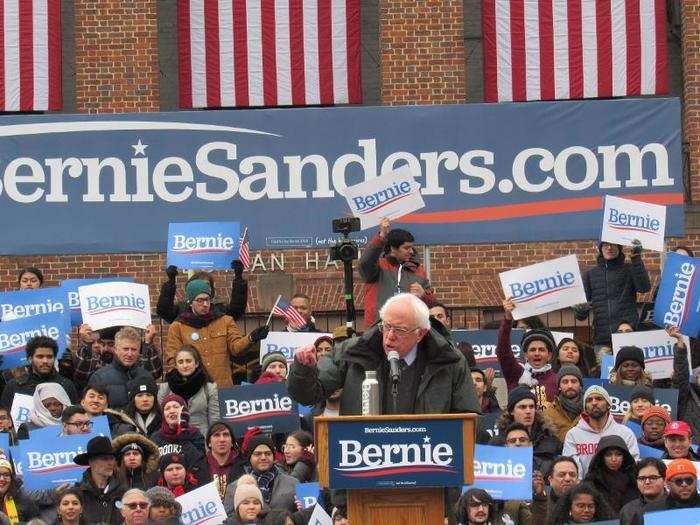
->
[465, 444, 533, 501]
[0, 287, 67, 321]
[654, 252, 700, 337]
[167, 221, 240, 269]
[645, 508, 700, 524]
[0, 98, 682, 254]
[0, 312, 69, 370]
[327, 418, 464, 489]
[581, 380, 678, 420]
[61, 277, 135, 326]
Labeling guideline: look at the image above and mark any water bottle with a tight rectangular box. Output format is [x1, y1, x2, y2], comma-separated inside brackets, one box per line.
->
[361, 370, 380, 415]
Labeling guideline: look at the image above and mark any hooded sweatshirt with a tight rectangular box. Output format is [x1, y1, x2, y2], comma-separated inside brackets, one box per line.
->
[584, 435, 639, 515]
[562, 412, 639, 478]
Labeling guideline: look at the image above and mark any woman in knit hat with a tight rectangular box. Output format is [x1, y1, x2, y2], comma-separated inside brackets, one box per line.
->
[639, 405, 671, 450]
[165, 279, 270, 388]
[609, 346, 652, 386]
[145, 486, 181, 524]
[112, 433, 161, 490]
[158, 345, 219, 436]
[255, 352, 288, 384]
[0, 453, 39, 524]
[224, 483, 265, 524]
[156, 453, 200, 497]
[122, 378, 162, 437]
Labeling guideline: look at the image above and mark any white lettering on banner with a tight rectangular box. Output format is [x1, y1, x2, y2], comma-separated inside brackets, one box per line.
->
[0, 325, 60, 351]
[0, 300, 63, 318]
[474, 459, 527, 480]
[85, 294, 146, 313]
[509, 271, 575, 302]
[609, 396, 671, 418]
[663, 262, 695, 327]
[472, 344, 522, 361]
[27, 449, 81, 472]
[171, 234, 234, 253]
[338, 439, 453, 469]
[224, 394, 293, 417]
[608, 209, 661, 233]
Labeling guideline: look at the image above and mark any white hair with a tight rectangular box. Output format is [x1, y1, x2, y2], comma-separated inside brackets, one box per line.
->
[122, 488, 149, 503]
[379, 293, 430, 330]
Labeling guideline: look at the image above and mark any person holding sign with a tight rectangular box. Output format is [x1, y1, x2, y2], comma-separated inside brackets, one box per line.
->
[0, 453, 39, 523]
[165, 280, 269, 388]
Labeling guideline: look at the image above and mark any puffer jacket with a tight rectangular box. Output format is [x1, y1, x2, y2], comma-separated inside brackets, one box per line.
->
[112, 433, 161, 490]
[74, 470, 125, 525]
[286, 323, 480, 416]
[576, 244, 650, 345]
[223, 466, 297, 515]
[87, 360, 153, 410]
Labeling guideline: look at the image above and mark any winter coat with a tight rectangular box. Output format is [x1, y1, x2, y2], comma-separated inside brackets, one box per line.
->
[165, 314, 253, 388]
[156, 276, 248, 323]
[576, 246, 651, 345]
[358, 232, 436, 325]
[223, 466, 297, 514]
[158, 375, 219, 437]
[0, 368, 78, 408]
[619, 494, 666, 525]
[200, 450, 247, 500]
[542, 397, 581, 443]
[0, 479, 39, 523]
[150, 427, 210, 484]
[643, 491, 700, 512]
[286, 323, 481, 416]
[277, 455, 317, 483]
[583, 435, 639, 515]
[88, 360, 153, 410]
[562, 413, 640, 478]
[496, 319, 558, 405]
[105, 408, 140, 438]
[112, 433, 161, 490]
[74, 470, 126, 525]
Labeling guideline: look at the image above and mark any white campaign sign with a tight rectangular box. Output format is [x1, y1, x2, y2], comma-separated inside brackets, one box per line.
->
[601, 195, 666, 252]
[551, 331, 574, 346]
[308, 504, 333, 525]
[176, 481, 227, 525]
[499, 255, 587, 320]
[612, 330, 692, 381]
[11, 393, 34, 428]
[260, 331, 332, 363]
[78, 282, 151, 330]
[344, 164, 425, 230]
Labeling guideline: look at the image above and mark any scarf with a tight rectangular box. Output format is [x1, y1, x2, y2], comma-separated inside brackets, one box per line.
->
[30, 382, 72, 427]
[166, 367, 208, 401]
[247, 466, 277, 504]
[518, 363, 552, 387]
[3, 494, 18, 525]
[176, 309, 222, 329]
[558, 393, 583, 420]
[134, 412, 157, 434]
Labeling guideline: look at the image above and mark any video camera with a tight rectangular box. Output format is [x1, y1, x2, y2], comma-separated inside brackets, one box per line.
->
[329, 217, 360, 263]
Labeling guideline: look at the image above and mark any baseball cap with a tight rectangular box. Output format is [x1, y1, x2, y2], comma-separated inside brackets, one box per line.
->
[663, 420, 692, 438]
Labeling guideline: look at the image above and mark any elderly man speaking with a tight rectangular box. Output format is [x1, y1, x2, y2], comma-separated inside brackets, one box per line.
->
[287, 293, 479, 415]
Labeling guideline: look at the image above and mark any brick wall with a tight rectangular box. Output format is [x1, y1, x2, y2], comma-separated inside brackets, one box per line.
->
[683, 1, 700, 203]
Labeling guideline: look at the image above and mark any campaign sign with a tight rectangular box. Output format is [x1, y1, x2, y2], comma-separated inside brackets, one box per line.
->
[308, 504, 333, 525]
[219, 383, 299, 435]
[344, 165, 426, 230]
[167, 221, 240, 270]
[551, 331, 574, 346]
[79, 281, 151, 330]
[452, 329, 525, 377]
[61, 277, 134, 326]
[10, 394, 33, 428]
[601, 195, 666, 252]
[177, 481, 228, 525]
[499, 255, 587, 320]
[28, 415, 111, 440]
[465, 445, 533, 501]
[0, 312, 69, 370]
[581, 380, 678, 421]
[478, 412, 501, 442]
[0, 287, 66, 321]
[327, 418, 464, 489]
[260, 331, 332, 363]
[645, 508, 700, 524]
[654, 252, 700, 337]
[612, 330, 692, 380]
[638, 444, 664, 459]
[297, 482, 320, 509]
[601, 355, 614, 380]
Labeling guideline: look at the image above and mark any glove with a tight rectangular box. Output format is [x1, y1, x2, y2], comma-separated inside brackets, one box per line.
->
[231, 259, 245, 278]
[165, 265, 178, 281]
[631, 239, 643, 256]
[249, 325, 270, 343]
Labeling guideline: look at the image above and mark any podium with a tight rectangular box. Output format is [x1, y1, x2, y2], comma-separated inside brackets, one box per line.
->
[315, 413, 476, 525]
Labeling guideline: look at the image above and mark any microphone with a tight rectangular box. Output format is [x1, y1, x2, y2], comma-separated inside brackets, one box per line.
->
[387, 351, 401, 384]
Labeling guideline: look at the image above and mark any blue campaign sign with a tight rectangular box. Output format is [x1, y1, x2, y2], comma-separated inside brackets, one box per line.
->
[478, 412, 501, 443]
[218, 383, 299, 436]
[0, 312, 70, 370]
[452, 329, 525, 377]
[327, 418, 464, 490]
[627, 421, 642, 439]
[0, 287, 66, 321]
[466, 444, 533, 501]
[638, 444, 664, 459]
[0, 97, 682, 255]
[601, 355, 614, 380]
[167, 222, 240, 270]
[28, 415, 111, 441]
[582, 380, 678, 421]
[644, 507, 700, 524]
[61, 277, 134, 326]
[654, 252, 700, 337]
[0, 433, 9, 454]
[296, 482, 320, 509]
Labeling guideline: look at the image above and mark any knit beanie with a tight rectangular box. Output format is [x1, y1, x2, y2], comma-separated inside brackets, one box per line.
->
[557, 364, 583, 386]
[127, 377, 158, 401]
[159, 452, 188, 473]
[641, 405, 671, 426]
[160, 393, 190, 426]
[242, 427, 275, 458]
[665, 458, 697, 481]
[614, 346, 645, 370]
[185, 279, 212, 304]
[507, 386, 537, 413]
[119, 442, 144, 457]
[233, 483, 263, 510]
[583, 385, 612, 406]
[520, 329, 556, 354]
[630, 384, 654, 404]
[145, 486, 182, 515]
[261, 351, 288, 373]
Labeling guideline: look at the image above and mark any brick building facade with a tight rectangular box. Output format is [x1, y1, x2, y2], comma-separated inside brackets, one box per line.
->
[1, 1, 697, 335]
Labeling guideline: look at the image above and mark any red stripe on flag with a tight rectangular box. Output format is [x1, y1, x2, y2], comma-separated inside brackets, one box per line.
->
[654, 0, 667, 94]
[595, 0, 612, 97]
[345, 0, 361, 103]
[625, 0, 641, 95]
[204, 0, 221, 107]
[482, 0, 498, 102]
[232, 0, 249, 107]
[48, 0, 61, 110]
[317, 0, 333, 104]
[19, 0, 33, 111]
[510, 0, 526, 101]
[289, 0, 305, 104]
[177, 0, 193, 108]
[261, 0, 277, 106]
[538, 0, 554, 100]
[567, 0, 583, 99]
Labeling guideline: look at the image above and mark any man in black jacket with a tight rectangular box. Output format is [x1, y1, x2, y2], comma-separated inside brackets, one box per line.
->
[644, 458, 700, 513]
[619, 458, 667, 525]
[0, 335, 78, 408]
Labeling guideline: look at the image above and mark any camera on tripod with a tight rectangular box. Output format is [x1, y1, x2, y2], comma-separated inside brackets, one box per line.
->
[329, 217, 360, 262]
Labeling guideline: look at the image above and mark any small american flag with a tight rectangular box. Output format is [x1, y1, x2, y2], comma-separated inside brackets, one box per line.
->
[239, 227, 250, 270]
[272, 296, 307, 329]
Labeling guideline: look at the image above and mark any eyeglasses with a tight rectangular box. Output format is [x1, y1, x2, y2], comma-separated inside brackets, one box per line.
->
[0, 473, 11, 480]
[193, 298, 211, 305]
[671, 477, 696, 487]
[379, 322, 418, 338]
[66, 420, 93, 429]
[637, 475, 663, 483]
[125, 502, 149, 510]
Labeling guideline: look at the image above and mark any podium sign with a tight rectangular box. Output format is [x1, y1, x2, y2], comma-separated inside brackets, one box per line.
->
[327, 418, 464, 489]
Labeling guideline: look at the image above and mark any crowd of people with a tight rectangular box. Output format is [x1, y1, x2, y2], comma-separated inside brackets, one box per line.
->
[0, 217, 696, 525]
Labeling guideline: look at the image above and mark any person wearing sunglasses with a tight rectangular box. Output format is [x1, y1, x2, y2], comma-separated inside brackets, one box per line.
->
[619, 458, 667, 525]
[118, 489, 150, 525]
[644, 458, 700, 513]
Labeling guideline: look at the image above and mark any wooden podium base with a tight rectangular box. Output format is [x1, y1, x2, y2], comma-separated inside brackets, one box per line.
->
[347, 487, 444, 525]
